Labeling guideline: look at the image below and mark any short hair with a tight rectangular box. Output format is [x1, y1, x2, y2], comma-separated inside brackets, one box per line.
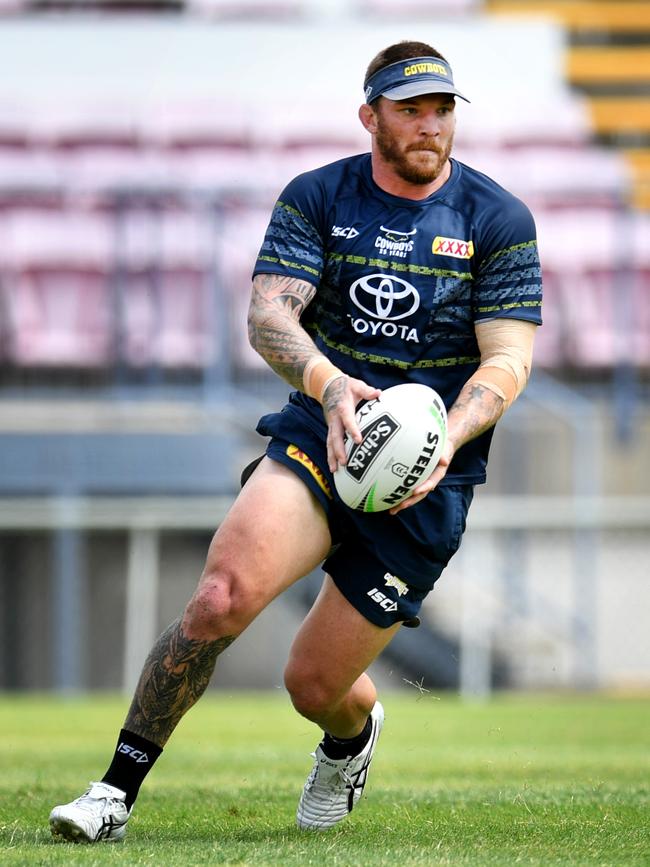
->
[364, 41, 448, 86]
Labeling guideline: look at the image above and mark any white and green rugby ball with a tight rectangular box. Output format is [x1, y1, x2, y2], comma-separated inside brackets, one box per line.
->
[333, 383, 447, 513]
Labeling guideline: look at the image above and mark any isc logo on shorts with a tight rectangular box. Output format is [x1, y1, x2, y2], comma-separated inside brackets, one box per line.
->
[367, 588, 398, 613]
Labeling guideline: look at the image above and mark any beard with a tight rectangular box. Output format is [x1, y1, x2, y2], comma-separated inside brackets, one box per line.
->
[375, 118, 454, 186]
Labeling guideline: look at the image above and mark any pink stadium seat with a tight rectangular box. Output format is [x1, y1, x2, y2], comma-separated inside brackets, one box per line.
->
[120, 269, 216, 368]
[114, 206, 214, 270]
[217, 206, 270, 371]
[272, 145, 354, 185]
[558, 269, 642, 368]
[119, 272, 155, 367]
[186, 0, 307, 19]
[535, 205, 650, 369]
[28, 104, 140, 151]
[63, 147, 170, 191]
[260, 102, 365, 150]
[632, 213, 650, 269]
[455, 145, 628, 202]
[0, 150, 61, 190]
[0, 0, 27, 14]
[628, 269, 650, 366]
[0, 206, 114, 366]
[355, 0, 478, 13]
[144, 102, 251, 150]
[458, 96, 590, 148]
[529, 272, 566, 369]
[535, 208, 620, 274]
[0, 208, 112, 268]
[155, 270, 216, 368]
[158, 208, 213, 268]
[2, 267, 113, 366]
[167, 148, 266, 192]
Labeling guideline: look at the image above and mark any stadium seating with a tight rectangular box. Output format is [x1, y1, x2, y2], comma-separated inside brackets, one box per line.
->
[534, 206, 650, 368]
[0, 0, 25, 13]
[0, 209, 112, 277]
[567, 46, 650, 90]
[0, 11, 646, 379]
[186, 0, 307, 18]
[487, 0, 650, 207]
[355, 0, 480, 14]
[487, 1, 650, 33]
[2, 268, 113, 366]
[0, 150, 61, 190]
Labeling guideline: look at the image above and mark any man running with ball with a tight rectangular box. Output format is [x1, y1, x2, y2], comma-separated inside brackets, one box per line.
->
[50, 40, 542, 842]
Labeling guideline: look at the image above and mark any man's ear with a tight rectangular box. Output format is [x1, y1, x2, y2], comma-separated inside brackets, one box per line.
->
[358, 102, 378, 134]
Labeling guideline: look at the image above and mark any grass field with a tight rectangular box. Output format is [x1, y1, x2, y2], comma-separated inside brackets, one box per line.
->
[1, 692, 648, 865]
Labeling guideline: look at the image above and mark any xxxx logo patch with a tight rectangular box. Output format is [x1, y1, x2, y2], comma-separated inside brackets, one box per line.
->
[432, 236, 474, 259]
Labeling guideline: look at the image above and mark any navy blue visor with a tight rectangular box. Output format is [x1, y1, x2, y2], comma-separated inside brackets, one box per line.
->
[364, 56, 470, 104]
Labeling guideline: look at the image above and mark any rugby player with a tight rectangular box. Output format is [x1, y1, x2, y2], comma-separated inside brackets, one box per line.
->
[49, 40, 542, 842]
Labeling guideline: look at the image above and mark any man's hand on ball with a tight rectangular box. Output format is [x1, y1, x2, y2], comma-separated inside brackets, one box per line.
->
[322, 376, 381, 473]
[389, 438, 456, 515]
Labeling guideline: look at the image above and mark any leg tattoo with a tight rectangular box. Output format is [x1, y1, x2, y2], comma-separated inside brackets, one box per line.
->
[124, 618, 235, 746]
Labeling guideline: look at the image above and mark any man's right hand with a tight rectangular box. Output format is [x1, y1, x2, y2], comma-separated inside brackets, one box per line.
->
[322, 375, 381, 473]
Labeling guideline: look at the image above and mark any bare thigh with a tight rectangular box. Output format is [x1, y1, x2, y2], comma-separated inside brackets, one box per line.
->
[184, 457, 332, 639]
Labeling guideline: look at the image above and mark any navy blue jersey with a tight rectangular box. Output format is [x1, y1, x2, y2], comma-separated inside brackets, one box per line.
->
[253, 154, 542, 484]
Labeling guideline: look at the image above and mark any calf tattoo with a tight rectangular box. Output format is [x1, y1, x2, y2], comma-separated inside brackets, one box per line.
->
[124, 618, 235, 746]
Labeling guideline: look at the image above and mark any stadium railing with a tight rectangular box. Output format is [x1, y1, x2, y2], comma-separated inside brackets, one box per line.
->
[2, 489, 649, 693]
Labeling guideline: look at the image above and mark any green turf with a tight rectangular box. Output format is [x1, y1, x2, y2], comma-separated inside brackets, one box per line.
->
[1, 692, 648, 865]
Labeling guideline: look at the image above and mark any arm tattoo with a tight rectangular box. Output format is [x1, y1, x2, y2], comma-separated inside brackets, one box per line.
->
[248, 274, 320, 390]
[322, 376, 348, 418]
[447, 382, 505, 450]
[124, 618, 235, 747]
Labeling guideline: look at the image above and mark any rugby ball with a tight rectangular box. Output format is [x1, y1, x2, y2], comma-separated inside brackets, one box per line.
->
[333, 383, 447, 513]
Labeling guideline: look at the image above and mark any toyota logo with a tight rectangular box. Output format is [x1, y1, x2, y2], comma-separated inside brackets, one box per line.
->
[349, 274, 420, 321]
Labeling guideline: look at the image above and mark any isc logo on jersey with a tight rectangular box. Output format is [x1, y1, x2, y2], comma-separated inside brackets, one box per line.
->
[332, 225, 359, 239]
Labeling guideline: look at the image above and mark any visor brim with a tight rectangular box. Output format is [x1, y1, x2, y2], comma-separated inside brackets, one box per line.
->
[380, 81, 470, 104]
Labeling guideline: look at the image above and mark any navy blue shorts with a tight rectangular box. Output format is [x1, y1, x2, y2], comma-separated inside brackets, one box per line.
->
[256, 401, 474, 630]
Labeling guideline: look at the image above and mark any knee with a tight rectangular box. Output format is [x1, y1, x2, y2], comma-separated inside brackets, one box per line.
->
[284, 662, 337, 722]
[183, 567, 254, 640]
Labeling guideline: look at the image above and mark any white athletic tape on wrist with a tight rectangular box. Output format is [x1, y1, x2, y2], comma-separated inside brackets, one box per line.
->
[470, 319, 537, 408]
[303, 356, 344, 403]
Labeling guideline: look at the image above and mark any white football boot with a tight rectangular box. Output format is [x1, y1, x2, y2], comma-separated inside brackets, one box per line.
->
[49, 781, 131, 843]
[296, 701, 384, 831]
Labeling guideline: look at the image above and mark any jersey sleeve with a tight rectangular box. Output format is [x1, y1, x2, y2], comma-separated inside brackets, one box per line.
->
[253, 173, 326, 287]
[472, 196, 543, 326]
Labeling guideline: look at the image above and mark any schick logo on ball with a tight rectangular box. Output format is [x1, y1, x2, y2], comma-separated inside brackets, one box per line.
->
[346, 414, 400, 481]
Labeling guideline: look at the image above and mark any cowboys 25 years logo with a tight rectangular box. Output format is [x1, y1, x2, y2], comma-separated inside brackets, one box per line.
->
[374, 226, 417, 259]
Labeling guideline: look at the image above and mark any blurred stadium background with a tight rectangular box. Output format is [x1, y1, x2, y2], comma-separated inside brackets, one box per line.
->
[0, 0, 648, 699]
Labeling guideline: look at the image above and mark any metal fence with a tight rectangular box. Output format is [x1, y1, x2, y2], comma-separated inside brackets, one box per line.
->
[1, 492, 649, 694]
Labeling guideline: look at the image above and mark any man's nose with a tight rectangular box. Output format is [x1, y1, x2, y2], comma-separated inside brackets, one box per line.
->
[419, 111, 441, 135]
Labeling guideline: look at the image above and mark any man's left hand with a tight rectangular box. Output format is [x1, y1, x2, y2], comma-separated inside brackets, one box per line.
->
[388, 438, 456, 516]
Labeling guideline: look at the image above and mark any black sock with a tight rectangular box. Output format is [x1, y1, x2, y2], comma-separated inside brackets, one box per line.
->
[321, 714, 372, 760]
[102, 729, 163, 810]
